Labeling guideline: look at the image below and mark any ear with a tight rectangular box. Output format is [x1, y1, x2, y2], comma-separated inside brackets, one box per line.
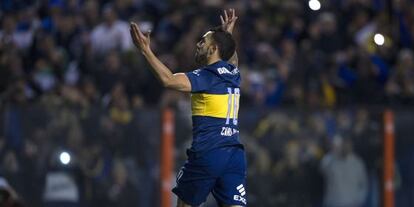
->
[208, 45, 217, 55]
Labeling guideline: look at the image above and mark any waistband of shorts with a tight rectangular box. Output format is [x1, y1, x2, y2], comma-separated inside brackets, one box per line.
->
[186, 144, 244, 159]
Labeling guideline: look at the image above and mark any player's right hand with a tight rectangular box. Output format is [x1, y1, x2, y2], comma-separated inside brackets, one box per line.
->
[130, 22, 151, 54]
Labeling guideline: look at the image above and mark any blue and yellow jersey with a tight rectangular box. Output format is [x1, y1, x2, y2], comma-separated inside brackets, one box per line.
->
[185, 60, 243, 154]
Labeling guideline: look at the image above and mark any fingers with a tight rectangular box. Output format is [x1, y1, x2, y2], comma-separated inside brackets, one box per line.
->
[223, 8, 237, 22]
[145, 31, 151, 39]
[130, 23, 138, 39]
[229, 8, 237, 20]
[130, 23, 139, 43]
[131, 22, 145, 39]
[130, 22, 150, 49]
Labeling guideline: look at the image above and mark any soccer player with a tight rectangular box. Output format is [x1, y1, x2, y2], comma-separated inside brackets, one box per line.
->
[130, 9, 246, 207]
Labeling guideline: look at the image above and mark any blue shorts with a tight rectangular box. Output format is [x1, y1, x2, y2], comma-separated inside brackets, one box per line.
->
[172, 146, 247, 206]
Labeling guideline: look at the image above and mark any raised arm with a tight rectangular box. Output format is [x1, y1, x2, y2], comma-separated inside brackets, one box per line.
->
[130, 22, 191, 92]
[221, 9, 239, 67]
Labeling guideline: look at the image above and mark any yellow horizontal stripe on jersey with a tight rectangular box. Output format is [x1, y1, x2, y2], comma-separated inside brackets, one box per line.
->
[191, 93, 235, 118]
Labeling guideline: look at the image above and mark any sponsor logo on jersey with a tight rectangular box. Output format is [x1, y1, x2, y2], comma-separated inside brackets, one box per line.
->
[192, 69, 201, 76]
[217, 67, 239, 75]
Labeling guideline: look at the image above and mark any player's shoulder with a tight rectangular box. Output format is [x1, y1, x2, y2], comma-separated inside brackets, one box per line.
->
[206, 61, 239, 76]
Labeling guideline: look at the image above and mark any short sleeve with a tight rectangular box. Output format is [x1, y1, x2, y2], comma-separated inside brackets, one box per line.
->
[185, 69, 217, 92]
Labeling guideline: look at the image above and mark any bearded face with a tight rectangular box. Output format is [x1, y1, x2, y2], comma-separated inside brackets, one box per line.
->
[195, 46, 208, 65]
[195, 31, 214, 65]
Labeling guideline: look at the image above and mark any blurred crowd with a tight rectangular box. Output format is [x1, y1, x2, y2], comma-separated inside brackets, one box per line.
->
[1, 0, 414, 108]
[0, 100, 160, 207]
[237, 108, 382, 206]
[1, 0, 414, 206]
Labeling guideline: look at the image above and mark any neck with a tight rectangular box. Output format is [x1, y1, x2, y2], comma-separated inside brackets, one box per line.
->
[207, 56, 222, 65]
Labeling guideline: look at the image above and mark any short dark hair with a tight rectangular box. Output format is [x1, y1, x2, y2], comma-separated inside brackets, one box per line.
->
[209, 27, 236, 61]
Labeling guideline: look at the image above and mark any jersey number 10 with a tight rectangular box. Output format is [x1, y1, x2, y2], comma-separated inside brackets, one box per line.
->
[226, 87, 240, 125]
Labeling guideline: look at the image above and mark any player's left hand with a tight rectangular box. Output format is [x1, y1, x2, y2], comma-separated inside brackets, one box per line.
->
[220, 8, 238, 34]
[130, 22, 151, 54]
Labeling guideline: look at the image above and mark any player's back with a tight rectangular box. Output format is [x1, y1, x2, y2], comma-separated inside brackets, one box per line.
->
[185, 60, 242, 155]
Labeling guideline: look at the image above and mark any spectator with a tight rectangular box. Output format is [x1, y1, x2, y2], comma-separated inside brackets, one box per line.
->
[320, 135, 368, 207]
[0, 177, 25, 207]
[90, 5, 132, 56]
[0, 14, 34, 50]
[386, 49, 414, 104]
[42, 150, 82, 207]
[43, 171, 80, 207]
[104, 159, 139, 207]
[96, 51, 128, 95]
[273, 140, 315, 206]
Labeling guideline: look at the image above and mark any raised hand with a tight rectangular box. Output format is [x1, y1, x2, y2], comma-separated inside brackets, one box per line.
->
[220, 8, 238, 34]
[130, 22, 151, 54]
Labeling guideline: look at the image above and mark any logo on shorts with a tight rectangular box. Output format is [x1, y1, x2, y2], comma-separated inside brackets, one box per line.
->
[233, 184, 247, 204]
[176, 169, 184, 182]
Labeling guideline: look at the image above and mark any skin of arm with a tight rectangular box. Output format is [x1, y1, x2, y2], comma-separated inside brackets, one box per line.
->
[141, 49, 191, 92]
[228, 52, 238, 67]
[221, 9, 239, 67]
[130, 8, 239, 92]
[130, 23, 191, 92]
